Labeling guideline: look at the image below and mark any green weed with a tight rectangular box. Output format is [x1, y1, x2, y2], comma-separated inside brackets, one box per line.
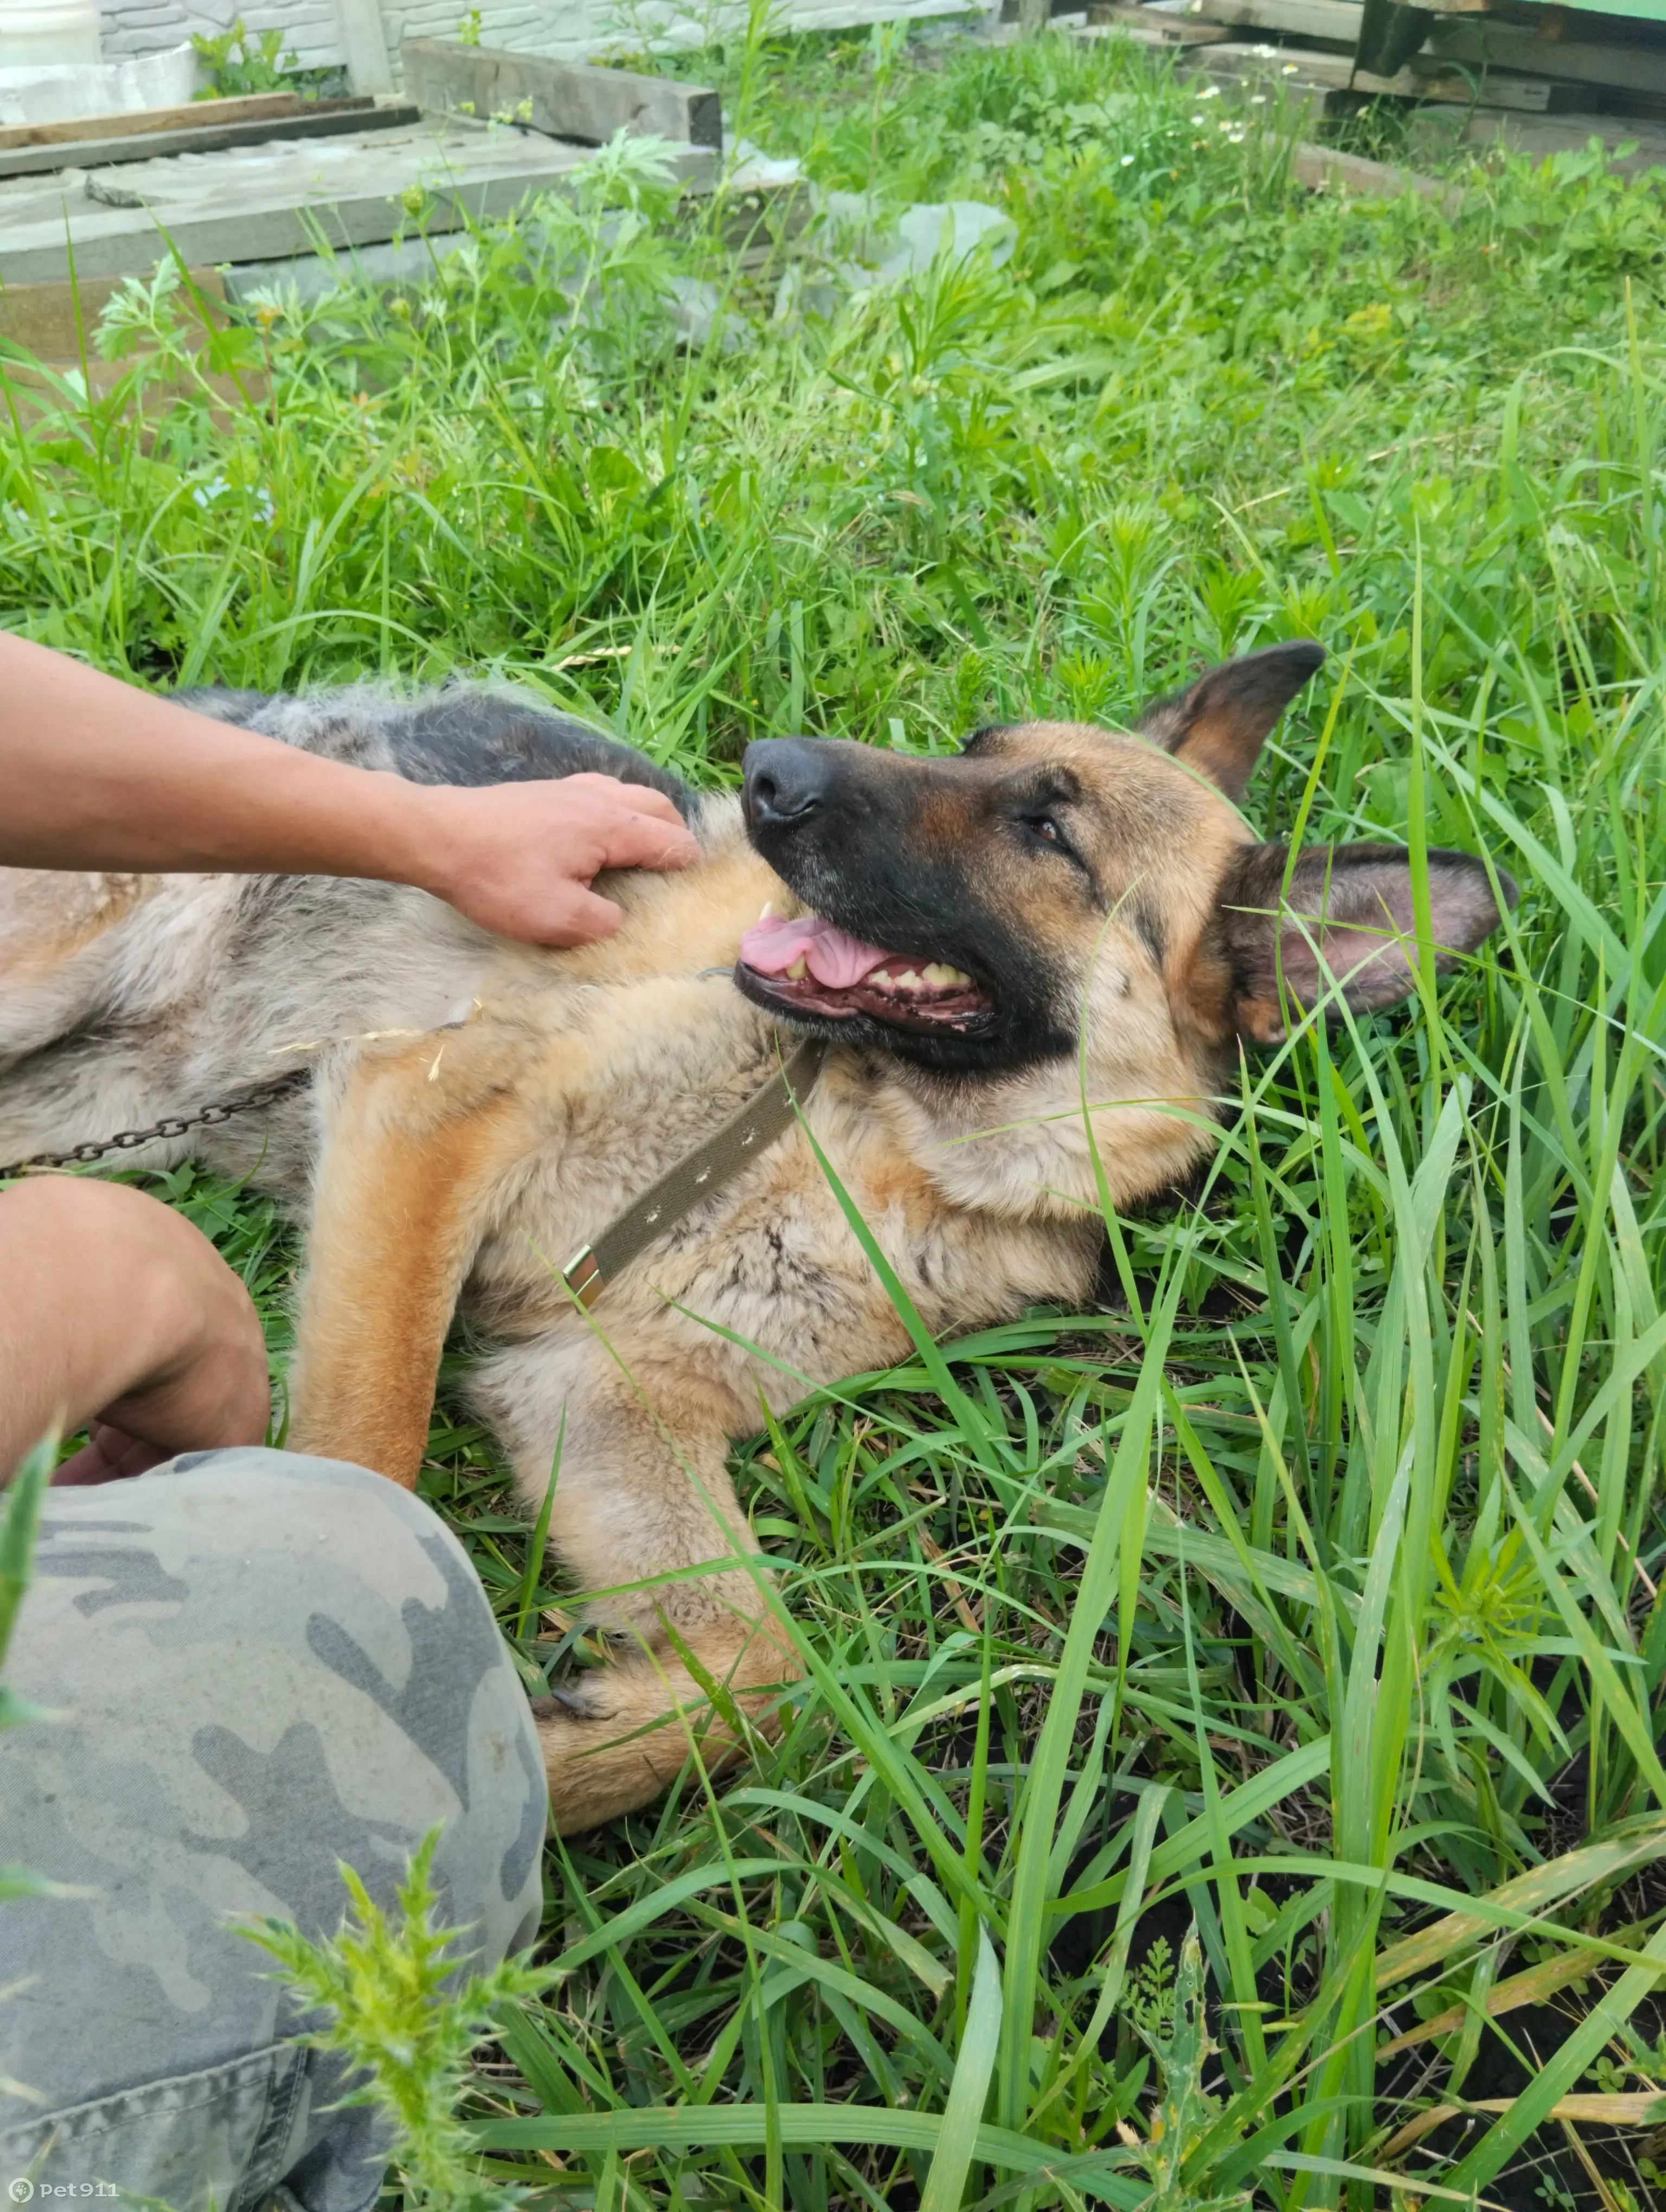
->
[189, 15, 311, 100]
[0, 1439, 53, 1920]
[243, 1830, 551, 2210]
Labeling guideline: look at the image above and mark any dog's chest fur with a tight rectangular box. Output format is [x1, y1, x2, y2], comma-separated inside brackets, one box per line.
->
[364, 809, 1106, 1427]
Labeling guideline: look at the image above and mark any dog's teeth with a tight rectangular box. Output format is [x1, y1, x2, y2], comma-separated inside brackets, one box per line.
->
[785, 955, 808, 980]
[896, 969, 922, 990]
[758, 902, 775, 923]
[869, 967, 895, 987]
[922, 962, 971, 988]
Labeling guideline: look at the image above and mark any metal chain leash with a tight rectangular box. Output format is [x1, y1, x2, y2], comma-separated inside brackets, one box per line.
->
[0, 1066, 313, 1180]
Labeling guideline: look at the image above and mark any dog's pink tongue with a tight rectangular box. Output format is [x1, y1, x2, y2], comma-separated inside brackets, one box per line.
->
[739, 913, 893, 989]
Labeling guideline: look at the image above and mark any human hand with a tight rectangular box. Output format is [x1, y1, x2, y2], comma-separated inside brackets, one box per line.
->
[414, 773, 701, 945]
[0, 636, 702, 927]
[0, 1179, 271, 1486]
[52, 1421, 172, 1486]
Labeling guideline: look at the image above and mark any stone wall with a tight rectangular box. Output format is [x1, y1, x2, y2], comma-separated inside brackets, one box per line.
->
[99, 0, 341, 68]
[97, 0, 976, 75]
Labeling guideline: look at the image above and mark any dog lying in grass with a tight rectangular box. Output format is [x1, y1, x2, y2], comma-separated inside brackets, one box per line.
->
[0, 641, 1513, 1831]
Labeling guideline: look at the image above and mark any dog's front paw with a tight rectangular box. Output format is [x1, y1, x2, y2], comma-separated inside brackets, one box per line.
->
[530, 1678, 614, 1724]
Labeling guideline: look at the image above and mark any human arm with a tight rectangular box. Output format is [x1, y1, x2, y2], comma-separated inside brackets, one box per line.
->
[0, 1179, 271, 1484]
[0, 634, 700, 945]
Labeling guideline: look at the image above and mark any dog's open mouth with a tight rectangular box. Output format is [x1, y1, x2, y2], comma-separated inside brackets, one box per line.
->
[736, 912, 995, 1033]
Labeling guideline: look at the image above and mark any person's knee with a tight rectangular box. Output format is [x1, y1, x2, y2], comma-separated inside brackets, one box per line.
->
[167, 1446, 549, 1956]
[168, 1441, 447, 1541]
[0, 1447, 544, 2181]
[0, 1176, 270, 1472]
[19, 1449, 548, 1968]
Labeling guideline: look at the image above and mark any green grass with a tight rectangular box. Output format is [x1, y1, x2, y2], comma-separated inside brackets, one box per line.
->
[5, 22, 1665, 2209]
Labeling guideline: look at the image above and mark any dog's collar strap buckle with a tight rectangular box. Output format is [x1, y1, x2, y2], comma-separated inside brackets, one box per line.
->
[561, 1034, 828, 1308]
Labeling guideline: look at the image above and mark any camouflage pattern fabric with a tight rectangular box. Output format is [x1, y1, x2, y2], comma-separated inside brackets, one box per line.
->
[0, 1449, 546, 2210]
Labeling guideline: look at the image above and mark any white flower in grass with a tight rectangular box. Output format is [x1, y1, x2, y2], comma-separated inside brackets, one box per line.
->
[1120, 152, 1135, 164]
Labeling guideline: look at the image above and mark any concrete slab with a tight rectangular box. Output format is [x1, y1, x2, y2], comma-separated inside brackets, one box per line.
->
[221, 230, 473, 304]
[0, 114, 716, 285]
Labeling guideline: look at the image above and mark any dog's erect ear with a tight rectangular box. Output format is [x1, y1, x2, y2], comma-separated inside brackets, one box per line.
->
[1216, 841, 1517, 1044]
[1138, 641, 1325, 802]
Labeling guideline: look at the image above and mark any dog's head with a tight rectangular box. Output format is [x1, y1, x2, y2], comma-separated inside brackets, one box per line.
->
[737, 642, 1514, 1085]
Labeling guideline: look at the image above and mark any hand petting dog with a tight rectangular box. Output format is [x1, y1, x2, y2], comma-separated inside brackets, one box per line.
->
[416, 770, 700, 944]
[0, 636, 701, 1486]
[0, 633, 700, 948]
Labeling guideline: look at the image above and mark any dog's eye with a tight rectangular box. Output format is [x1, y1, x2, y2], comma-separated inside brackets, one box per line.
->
[1023, 813, 1072, 856]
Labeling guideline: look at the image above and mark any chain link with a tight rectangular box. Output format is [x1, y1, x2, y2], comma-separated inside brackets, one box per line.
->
[0, 1067, 312, 1180]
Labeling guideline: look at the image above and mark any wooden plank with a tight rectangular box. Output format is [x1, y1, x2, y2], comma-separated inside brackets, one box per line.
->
[1077, 21, 1233, 45]
[0, 267, 227, 361]
[1426, 17, 1666, 96]
[0, 101, 420, 182]
[1509, 0, 1666, 19]
[1191, 39, 1421, 93]
[1196, 0, 1666, 91]
[1191, 37, 1573, 106]
[1411, 101, 1666, 173]
[1290, 138, 1464, 211]
[1189, 0, 1362, 44]
[401, 38, 721, 152]
[0, 92, 370, 153]
[1408, 62, 1577, 108]
[0, 266, 264, 425]
[1189, 0, 1493, 23]
[1084, 5, 1233, 42]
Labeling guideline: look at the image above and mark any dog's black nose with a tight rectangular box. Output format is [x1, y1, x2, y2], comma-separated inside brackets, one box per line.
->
[742, 738, 831, 830]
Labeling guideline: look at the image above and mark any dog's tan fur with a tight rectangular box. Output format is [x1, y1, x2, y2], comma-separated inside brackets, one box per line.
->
[0, 647, 1511, 1830]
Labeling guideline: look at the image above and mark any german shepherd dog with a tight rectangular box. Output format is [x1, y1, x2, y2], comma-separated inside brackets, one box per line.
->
[0, 642, 1513, 1831]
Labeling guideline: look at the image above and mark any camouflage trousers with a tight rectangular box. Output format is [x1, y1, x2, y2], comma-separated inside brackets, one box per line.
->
[0, 1449, 547, 2211]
